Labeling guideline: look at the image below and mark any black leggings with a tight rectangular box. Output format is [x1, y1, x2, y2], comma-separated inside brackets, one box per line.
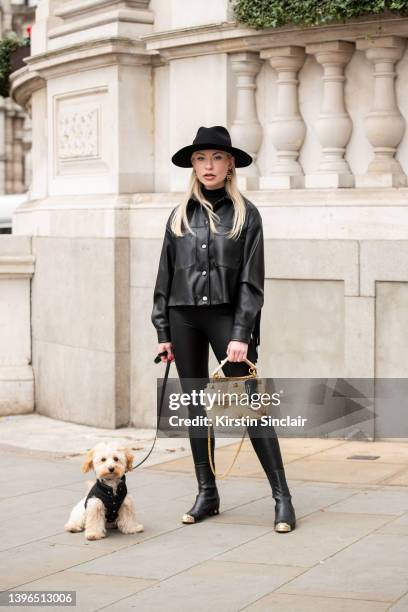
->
[168, 304, 283, 471]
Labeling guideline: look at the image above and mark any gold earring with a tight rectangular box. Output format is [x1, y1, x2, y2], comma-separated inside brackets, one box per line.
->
[226, 169, 233, 181]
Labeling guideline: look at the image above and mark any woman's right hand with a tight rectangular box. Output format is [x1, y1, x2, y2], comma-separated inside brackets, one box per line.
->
[158, 342, 174, 363]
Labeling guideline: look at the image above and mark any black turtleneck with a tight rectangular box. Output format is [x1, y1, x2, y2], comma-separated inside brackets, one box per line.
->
[201, 183, 227, 206]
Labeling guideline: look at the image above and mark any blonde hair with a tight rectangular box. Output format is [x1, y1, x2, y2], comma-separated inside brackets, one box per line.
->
[170, 153, 247, 240]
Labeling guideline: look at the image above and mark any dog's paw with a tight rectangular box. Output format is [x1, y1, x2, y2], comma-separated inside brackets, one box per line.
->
[64, 523, 83, 533]
[118, 522, 144, 534]
[85, 530, 106, 540]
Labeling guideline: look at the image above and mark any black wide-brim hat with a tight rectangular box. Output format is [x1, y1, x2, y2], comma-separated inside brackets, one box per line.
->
[171, 125, 253, 168]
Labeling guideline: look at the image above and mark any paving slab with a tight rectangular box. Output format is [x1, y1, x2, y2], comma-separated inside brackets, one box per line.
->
[0, 540, 103, 590]
[284, 457, 404, 484]
[238, 437, 346, 455]
[0, 487, 80, 521]
[213, 482, 359, 526]
[310, 440, 408, 463]
[104, 560, 304, 612]
[325, 486, 408, 515]
[146, 449, 266, 477]
[214, 510, 394, 568]
[69, 521, 273, 581]
[382, 468, 408, 486]
[0, 476, 82, 499]
[389, 592, 408, 611]
[277, 532, 408, 602]
[0, 413, 231, 466]
[0, 504, 78, 552]
[6, 571, 156, 612]
[375, 511, 408, 535]
[242, 592, 389, 611]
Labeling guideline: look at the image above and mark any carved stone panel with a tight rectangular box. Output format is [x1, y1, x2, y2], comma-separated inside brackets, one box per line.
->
[54, 87, 109, 176]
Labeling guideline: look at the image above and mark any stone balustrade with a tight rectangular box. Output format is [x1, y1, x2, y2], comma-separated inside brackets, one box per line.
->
[10, 8, 408, 193]
[140, 18, 408, 191]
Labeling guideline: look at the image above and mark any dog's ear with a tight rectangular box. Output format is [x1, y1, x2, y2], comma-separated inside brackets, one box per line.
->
[82, 449, 94, 473]
[123, 448, 134, 472]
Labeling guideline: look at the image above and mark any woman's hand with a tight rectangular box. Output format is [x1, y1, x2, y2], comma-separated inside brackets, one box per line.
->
[226, 340, 248, 362]
[158, 342, 174, 363]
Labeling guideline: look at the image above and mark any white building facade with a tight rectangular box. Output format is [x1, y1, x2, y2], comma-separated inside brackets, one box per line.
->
[3, 0, 408, 435]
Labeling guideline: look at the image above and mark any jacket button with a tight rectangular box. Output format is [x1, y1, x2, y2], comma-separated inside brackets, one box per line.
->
[202, 296, 208, 301]
[201, 243, 207, 249]
[202, 270, 207, 276]
[204, 220, 208, 225]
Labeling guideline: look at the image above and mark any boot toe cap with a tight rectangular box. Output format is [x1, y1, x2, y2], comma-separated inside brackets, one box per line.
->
[275, 521, 293, 532]
[182, 513, 196, 524]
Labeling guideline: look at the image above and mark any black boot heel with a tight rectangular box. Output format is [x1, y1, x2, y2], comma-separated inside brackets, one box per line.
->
[267, 468, 296, 532]
[182, 461, 220, 524]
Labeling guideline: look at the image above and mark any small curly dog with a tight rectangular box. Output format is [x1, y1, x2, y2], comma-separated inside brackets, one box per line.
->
[64, 442, 144, 540]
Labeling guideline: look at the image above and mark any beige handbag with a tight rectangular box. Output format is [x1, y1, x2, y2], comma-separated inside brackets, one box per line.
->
[202, 356, 267, 478]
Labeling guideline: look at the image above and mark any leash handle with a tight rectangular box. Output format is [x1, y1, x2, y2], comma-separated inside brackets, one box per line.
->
[154, 349, 170, 364]
[130, 351, 172, 471]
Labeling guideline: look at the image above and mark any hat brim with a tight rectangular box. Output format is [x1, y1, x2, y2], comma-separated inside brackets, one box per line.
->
[171, 143, 253, 168]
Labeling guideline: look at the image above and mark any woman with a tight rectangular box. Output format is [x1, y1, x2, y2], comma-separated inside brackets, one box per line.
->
[151, 126, 296, 532]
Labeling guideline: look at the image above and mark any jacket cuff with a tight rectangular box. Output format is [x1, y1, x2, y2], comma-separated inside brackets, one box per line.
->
[157, 328, 171, 343]
[230, 325, 251, 344]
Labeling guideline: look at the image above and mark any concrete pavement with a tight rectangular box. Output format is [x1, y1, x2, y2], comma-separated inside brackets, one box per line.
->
[0, 414, 408, 611]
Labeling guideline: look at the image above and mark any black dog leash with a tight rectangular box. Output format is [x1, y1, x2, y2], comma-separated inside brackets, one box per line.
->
[129, 350, 172, 471]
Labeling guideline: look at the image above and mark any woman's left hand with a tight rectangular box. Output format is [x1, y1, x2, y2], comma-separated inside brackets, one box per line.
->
[227, 340, 248, 362]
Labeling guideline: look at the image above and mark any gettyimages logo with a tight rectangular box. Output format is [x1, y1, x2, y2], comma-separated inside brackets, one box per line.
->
[165, 387, 307, 429]
[154, 377, 402, 439]
[167, 388, 282, 411]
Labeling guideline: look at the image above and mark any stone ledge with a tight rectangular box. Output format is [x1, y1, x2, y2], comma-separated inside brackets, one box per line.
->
[0, 255, 35, 277]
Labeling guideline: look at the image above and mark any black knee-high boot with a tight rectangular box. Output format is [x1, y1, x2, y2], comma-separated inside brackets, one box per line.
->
[247, 426, 296, 532]
[182, 425, 220, 524]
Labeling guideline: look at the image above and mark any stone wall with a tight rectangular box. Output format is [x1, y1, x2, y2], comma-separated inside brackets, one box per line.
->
[7, 1, 408, 434]
[0, 235, 34, 415]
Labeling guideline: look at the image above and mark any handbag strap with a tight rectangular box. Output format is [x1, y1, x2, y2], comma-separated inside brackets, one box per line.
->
[211, 355, 257, 378]
[129, 350, 171, 471]
[207, 424, 247, 479]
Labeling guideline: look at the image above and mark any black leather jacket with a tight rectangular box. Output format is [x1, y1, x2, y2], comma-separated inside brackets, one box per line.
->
[151, 193, 264, 348]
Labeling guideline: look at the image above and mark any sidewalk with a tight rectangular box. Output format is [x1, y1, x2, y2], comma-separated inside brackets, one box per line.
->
[1, 414, 408, 611]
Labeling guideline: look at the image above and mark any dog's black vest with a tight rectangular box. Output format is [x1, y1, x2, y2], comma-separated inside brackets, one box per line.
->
[84, 475, 127, 522]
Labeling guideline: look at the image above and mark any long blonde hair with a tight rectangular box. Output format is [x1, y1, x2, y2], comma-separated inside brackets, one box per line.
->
[170, 155, 247, 240]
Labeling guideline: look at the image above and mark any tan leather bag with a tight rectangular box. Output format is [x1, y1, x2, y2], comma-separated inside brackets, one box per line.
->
[202, 356, 267, 478]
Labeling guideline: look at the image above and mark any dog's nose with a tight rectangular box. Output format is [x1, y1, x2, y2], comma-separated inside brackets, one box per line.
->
[108, 467, 115, 473]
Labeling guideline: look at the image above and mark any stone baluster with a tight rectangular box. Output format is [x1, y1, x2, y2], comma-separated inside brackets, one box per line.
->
[230, 52, 263, 190]
[355, 36, 406, 187]
[305, 41, 354, 188]
[260, 46, 306, 189]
